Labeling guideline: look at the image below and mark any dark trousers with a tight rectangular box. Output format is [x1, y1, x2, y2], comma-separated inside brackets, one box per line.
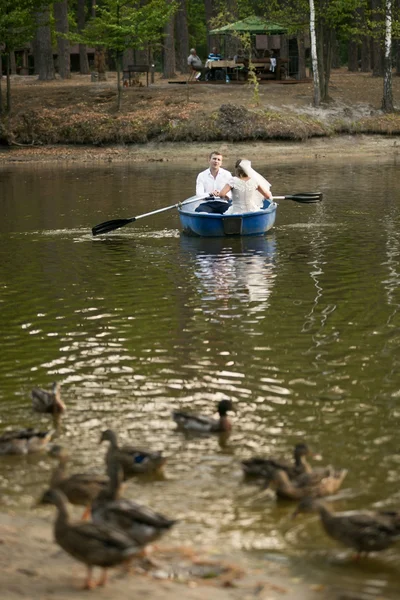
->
[195, 200, 230, 214]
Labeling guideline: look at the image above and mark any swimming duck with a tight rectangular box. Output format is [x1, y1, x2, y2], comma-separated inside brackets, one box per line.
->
[38, 488, 138, 589]
[292, 497, 400, 557]
[172, 399, 234, 433]
[49, 445, 109, 519]
[92, 458, 177, 552]
[241, 443, 313, 480]
[268, 466, 348, 501]
[31, 382, 66, 415]
[0, 427, 54, 455]
[100, 429, 166, 481]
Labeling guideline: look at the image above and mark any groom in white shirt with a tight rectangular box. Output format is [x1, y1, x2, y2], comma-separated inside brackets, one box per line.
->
[196, 151, 232, 199]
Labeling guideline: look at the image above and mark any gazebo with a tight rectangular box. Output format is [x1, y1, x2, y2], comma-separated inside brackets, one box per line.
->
[209, 16, 292, 81]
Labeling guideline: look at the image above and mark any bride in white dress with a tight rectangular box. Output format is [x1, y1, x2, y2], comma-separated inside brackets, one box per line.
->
[220, 159, 273, 214]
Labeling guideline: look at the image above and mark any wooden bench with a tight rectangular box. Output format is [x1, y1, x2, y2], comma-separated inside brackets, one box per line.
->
[123, 64, 151, 87]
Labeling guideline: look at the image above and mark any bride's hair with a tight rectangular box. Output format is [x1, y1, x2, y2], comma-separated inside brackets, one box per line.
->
[235, 159, 247, 177]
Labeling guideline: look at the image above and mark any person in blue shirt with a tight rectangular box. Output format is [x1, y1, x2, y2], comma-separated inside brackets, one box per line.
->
[208, 47, 222, 61]
[206, 47, 227, 81]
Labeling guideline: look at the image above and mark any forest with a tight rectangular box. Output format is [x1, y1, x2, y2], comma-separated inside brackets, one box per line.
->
[0, 0, 400, 142]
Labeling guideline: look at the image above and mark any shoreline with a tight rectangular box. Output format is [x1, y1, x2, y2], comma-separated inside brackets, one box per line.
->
[0, 510, 329, 600]
[0, 135, 399, 166]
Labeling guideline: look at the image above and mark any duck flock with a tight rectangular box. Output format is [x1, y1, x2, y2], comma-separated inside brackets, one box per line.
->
[1, 384, 400, 590]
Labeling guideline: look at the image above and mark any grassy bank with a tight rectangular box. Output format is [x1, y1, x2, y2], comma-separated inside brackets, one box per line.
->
[0, 70, 399, 148]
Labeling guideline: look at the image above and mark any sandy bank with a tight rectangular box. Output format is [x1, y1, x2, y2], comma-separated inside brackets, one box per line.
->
[0, 511, 331, 600]
[0, 135, 399, 167]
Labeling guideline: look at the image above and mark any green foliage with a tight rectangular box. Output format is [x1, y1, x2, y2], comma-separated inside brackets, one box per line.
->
[187, 0, 207, 57]
[70, 0, 176, 53]
[0, 0, 40, 52]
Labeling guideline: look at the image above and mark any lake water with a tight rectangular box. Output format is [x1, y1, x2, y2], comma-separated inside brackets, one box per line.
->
[1, 152, 400, 598]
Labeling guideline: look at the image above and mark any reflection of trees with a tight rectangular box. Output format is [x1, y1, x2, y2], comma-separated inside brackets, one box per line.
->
[300, 202, 328, 335]
[382, 207, 400, 324]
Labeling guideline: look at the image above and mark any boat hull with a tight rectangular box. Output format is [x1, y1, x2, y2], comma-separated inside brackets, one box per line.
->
[178, 199, 277, 237]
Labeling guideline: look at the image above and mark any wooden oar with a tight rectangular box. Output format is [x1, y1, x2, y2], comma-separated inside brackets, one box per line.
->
[92, 194, 210, 236]
[272, 192, 323, 204]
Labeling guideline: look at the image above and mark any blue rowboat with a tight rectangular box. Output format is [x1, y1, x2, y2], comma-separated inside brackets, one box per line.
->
[178, 197, 277, 237]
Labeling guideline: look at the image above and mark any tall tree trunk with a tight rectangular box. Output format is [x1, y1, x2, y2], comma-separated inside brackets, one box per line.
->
[297, 33, 306, 79]
[382, 0, 393, 111]
[35, 7, 55, 80]
[361, 35, 371, 71]
[54, 1, 71, 79]
[91, 0, 106, 80]
[371, 0, 384, 76]
[309, 0, 320, 106]
[396, 40, 400, 75]
[348, 39, 358, 71]
[10, 51, 16, 75]
[94, 48, 107, 80]
[77, 0, 90, 74]
[331, 31, 340, 68]
[175, 0, 189, 73]
[6, 53, 11, 112]
[205, 0, 213, 53]
[163, 13, 176, 78]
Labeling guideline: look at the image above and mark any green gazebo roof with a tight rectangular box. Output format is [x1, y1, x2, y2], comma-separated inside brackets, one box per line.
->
[209, 16, 287, 36]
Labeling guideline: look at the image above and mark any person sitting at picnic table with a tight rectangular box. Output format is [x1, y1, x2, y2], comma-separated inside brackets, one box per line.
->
[208, 47, 222, 62]
[205, 47, 224, 80]
[187, 48, 208, 80]
[219, 159, 273, 214]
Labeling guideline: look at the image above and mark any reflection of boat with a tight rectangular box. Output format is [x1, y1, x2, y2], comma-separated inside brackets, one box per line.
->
[180, 231, 276, 257]
[180, 232, 277, 308]
[178, 198, 277, 237]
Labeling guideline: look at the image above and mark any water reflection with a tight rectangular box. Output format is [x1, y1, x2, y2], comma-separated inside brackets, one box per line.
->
[180, 234, 277, 313]
[1, 159, 400, 598]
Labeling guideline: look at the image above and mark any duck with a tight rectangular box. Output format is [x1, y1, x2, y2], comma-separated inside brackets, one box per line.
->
[48, 445, 109, 519]
[37, 488, 139, 589]
[292, 496, 400, 557]
[172, 399, 234, 433]
[241, 443, 313, 480]
[100, 429, 166, 481]
[92, 457, 177, 554]
[0, 427, 54, 455]
[31, 382, 66, 415]
[268, 466, 348, 501]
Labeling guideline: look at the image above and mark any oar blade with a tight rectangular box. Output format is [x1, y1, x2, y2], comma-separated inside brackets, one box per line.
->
[92, 218, 135, 236]
[286, 192, 323, 203]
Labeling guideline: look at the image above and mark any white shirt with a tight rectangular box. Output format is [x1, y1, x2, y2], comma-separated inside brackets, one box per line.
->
[196, 167, 232, 197]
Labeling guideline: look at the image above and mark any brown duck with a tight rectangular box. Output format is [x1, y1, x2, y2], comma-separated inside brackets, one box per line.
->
[37, 488, 138, 589]
[49, 445, 109, 519]
[241, 443, 313, 480]
[100, 429, 166, 481]
[172, 399, 234, 433]
[31, 382, 66, 415]
[0, 427, 54, 455]
[293, 497, 400, 557]
[268, 466, 348, 501]
[92, 458, 177, 553]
